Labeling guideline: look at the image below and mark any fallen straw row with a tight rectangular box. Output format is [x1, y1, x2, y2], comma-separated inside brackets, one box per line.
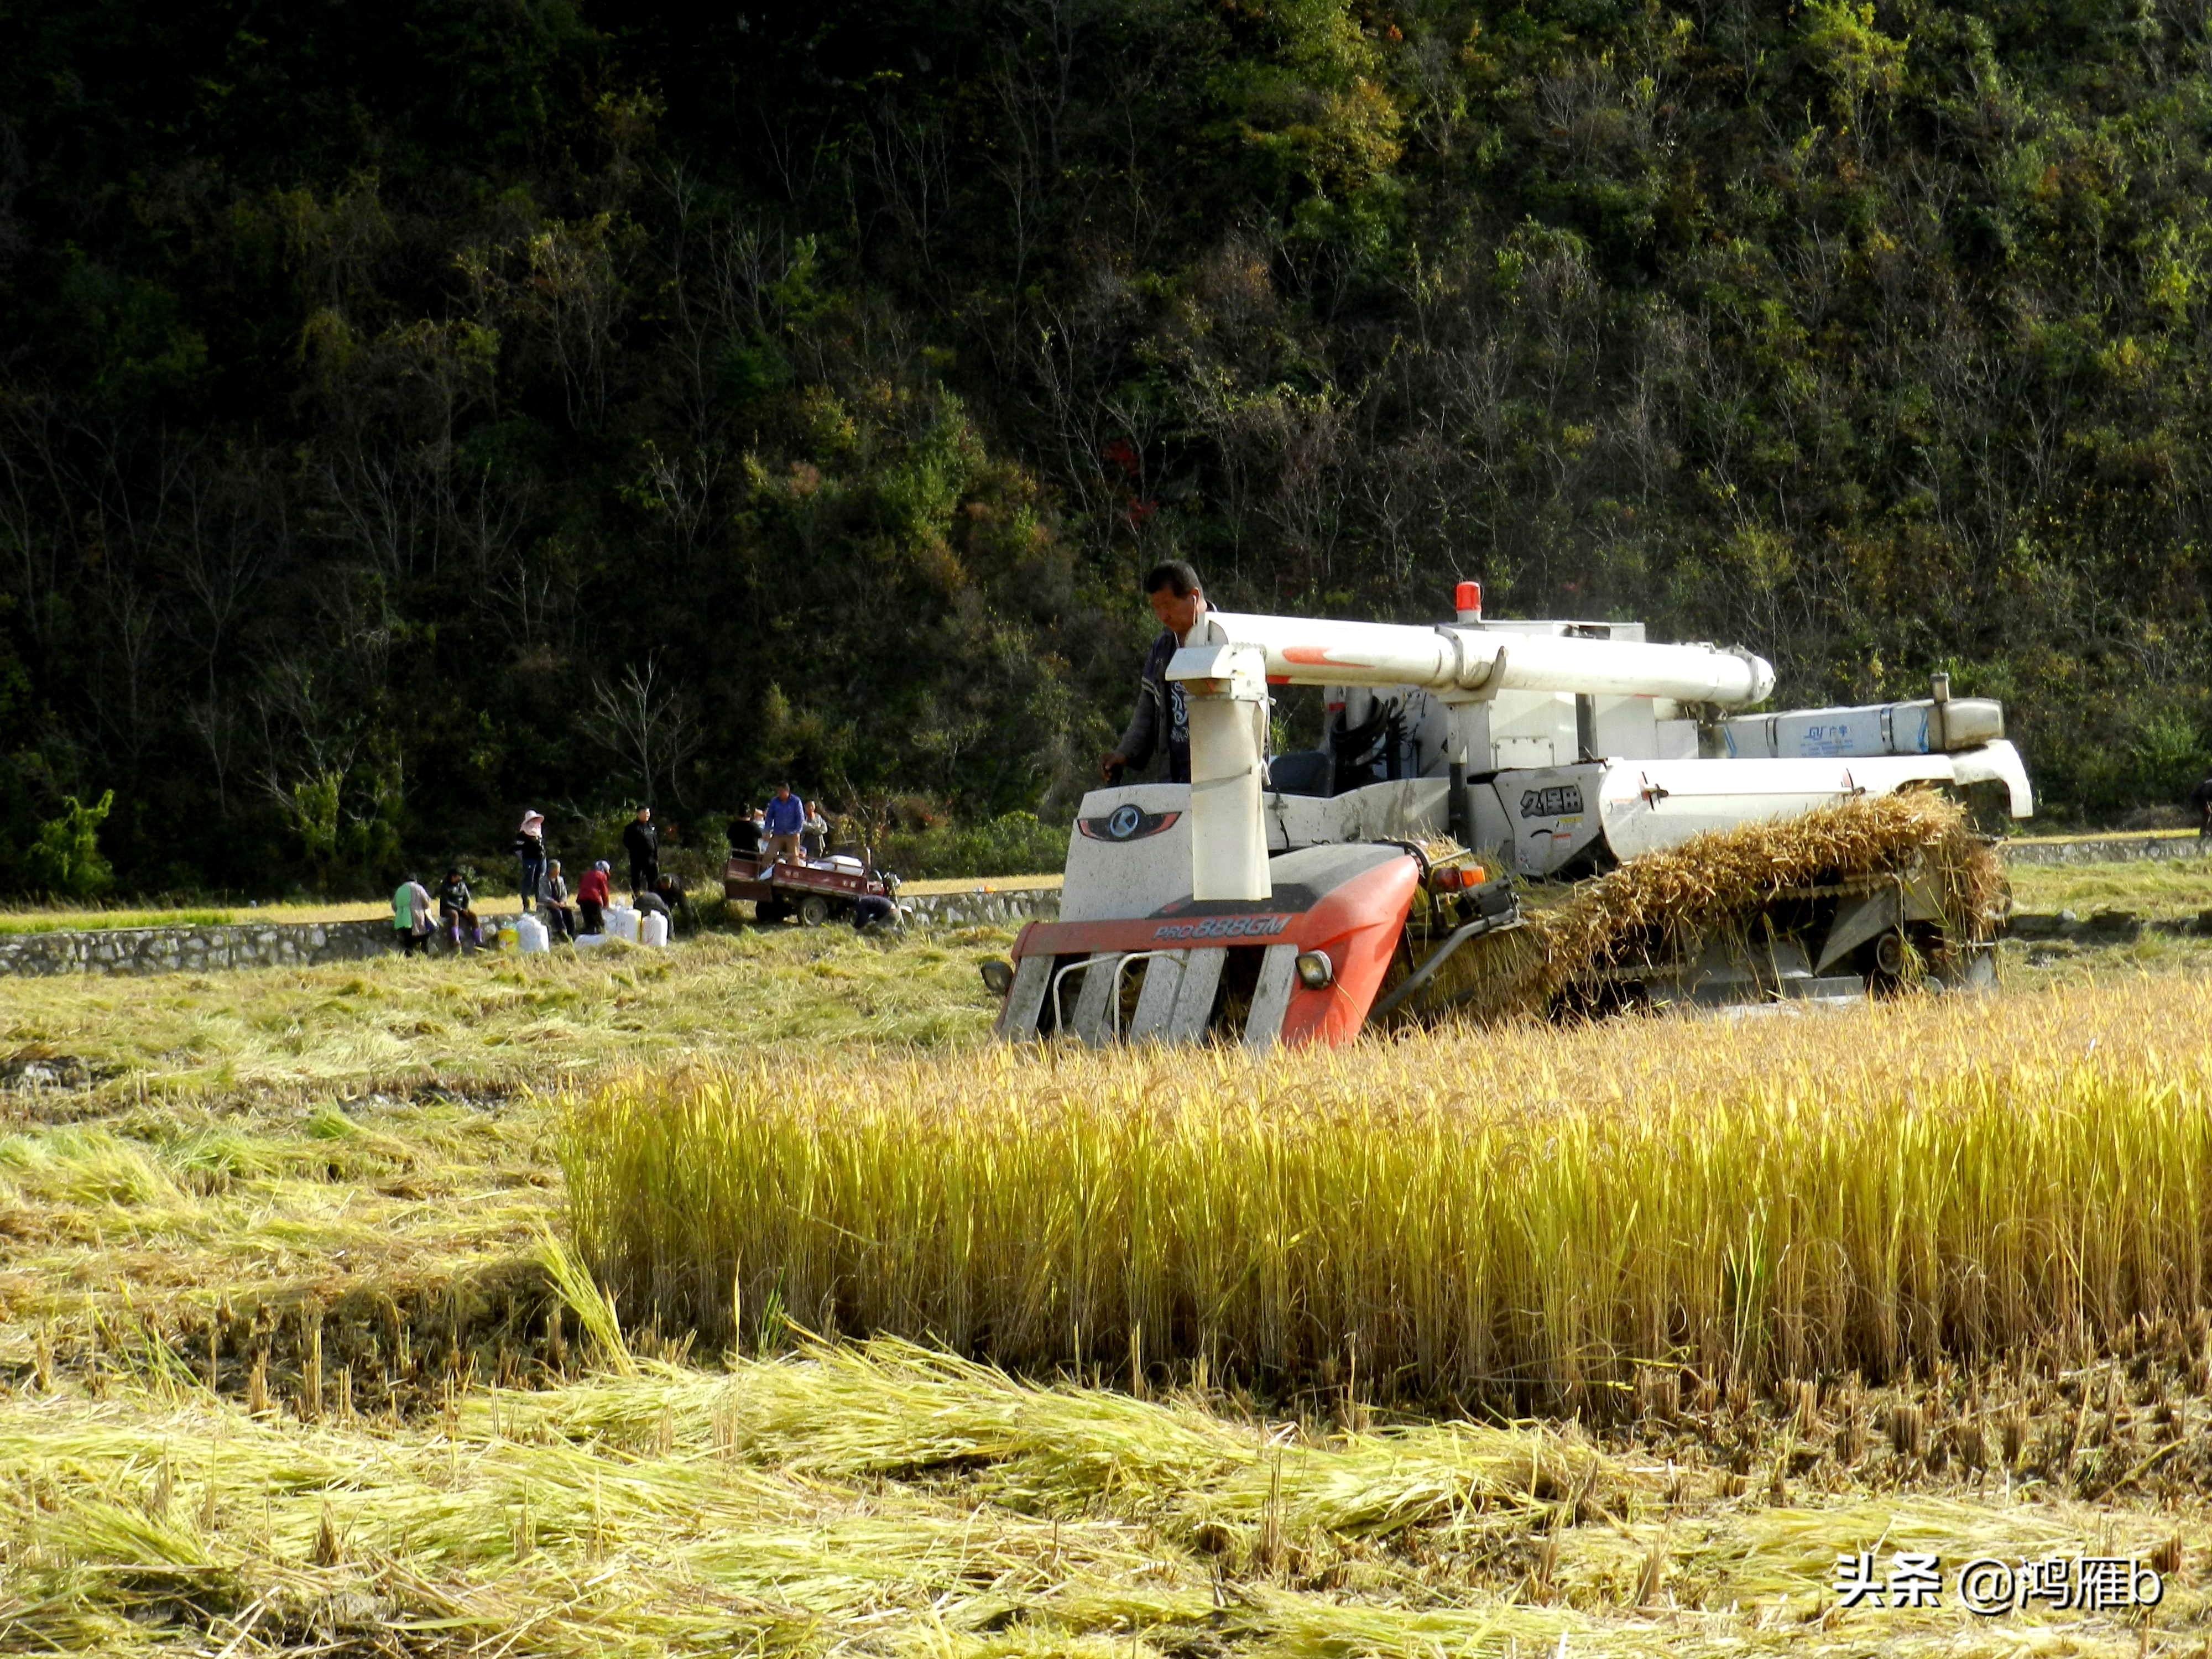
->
[8, 1337, 2193, 1656]
[564, 977, 2212, 1403]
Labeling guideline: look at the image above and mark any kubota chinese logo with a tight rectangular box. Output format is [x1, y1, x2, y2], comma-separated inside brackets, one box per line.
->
[1519, 784, 1585, 818]
[1078, 805, 1182, 842]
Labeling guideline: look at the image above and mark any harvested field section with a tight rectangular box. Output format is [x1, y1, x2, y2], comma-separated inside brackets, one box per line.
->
[2, 1335, 2202, 1657]
[566, 979, 2212, 1404]
[0, 925, 1000, 1107]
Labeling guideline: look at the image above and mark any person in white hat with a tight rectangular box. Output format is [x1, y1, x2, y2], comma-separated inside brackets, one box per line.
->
[513, 811, 547, 912]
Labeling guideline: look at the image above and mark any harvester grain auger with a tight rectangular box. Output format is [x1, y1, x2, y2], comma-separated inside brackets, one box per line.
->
[985, 584, 2031, 1047]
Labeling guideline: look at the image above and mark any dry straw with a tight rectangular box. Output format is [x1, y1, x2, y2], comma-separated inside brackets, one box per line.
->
[564, 975, 2212, 1406]
[9, 1338, 2191, 1655]
[1424, 792, 2006, 1020]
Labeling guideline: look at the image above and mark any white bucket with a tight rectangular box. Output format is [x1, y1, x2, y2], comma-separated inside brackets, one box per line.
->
[641, 911, 669, 948]
[516, 915, 549, 953]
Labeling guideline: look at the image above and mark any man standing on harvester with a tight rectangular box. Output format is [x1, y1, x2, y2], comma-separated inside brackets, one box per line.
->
[1100, 561, 1207, 785]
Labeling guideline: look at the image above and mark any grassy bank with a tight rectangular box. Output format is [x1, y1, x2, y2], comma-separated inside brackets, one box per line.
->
[566, 977, 2212, 1404]
[2007, 851, 2212, 919]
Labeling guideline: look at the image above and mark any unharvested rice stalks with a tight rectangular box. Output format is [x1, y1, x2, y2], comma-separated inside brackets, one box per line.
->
[1428, 791, 2007, 1021]
[564, 978, 2212, 1406]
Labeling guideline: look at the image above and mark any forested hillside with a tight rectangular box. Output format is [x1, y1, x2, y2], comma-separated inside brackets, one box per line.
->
[3, 0, 2208, 893]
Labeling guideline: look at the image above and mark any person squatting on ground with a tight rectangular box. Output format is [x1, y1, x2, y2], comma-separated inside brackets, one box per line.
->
[392, 874, 434, 955]
[1101, 560, 1207, 786]
[638, 871, 689, 935]
[438, 868, 481, 950]
[514, 811, 547, 912]
[623, 806, 659, 898]
[577, 860, 611, 936]
[764, 784, 806, 866]
[541, 860, 577, 941]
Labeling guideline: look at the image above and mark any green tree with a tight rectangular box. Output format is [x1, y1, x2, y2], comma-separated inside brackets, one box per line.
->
[25, 792, 116, 899]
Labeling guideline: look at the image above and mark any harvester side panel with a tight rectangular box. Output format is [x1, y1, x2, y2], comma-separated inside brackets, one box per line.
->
[1594, 747, 2032, 862]
[1275, 852, 1421, 1047]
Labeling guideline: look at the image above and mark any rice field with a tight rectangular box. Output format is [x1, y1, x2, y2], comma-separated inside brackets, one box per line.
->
[565, 977, 2212, 1405]
[0, 924, 998, 1104]
[5, 1325, 2204, 1658]
[6, 862, 2212, 1655]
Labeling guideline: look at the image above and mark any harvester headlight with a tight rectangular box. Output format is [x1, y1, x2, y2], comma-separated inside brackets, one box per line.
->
[980, 959, 1015, 997]
[1294, 950, 1334, 990]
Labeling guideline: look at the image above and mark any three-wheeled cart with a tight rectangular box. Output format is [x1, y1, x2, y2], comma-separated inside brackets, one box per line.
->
[722, 853, 899, 926]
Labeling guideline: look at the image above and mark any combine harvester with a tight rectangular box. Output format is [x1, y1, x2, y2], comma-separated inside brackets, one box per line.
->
[987, 583, 2030, 1046]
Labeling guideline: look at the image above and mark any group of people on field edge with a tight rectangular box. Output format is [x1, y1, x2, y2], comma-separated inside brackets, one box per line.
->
[387, 787, 838, 954]
[387, 804, 694, 954]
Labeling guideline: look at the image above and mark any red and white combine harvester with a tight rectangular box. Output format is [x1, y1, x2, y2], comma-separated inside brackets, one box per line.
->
[986, 584, 2032, 1047]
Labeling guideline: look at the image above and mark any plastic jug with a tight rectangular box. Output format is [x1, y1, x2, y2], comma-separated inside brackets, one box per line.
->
[641, 911, 669, 948]
[496, 922, 519, 951]
[604, 905, 635, 943]
[516, 915, 549, 953]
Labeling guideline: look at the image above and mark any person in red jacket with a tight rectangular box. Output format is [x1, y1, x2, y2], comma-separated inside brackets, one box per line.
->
[577, 860, 612, 936]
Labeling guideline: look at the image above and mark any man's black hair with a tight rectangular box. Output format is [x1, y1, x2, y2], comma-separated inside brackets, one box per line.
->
[1142, 560, 1202, 598]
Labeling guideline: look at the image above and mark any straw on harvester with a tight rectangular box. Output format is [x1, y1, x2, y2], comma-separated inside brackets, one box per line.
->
[1412, 791, 2006, 1023]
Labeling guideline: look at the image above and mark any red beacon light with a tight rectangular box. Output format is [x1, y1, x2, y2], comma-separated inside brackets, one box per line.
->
[1453, 580, 1483, 623]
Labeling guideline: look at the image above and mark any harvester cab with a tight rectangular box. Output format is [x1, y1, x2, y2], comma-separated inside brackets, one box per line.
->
[990, 586, 2032, 1047]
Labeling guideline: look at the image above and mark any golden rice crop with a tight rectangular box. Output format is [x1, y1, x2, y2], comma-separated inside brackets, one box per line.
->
[564, 977, 2212, 1405]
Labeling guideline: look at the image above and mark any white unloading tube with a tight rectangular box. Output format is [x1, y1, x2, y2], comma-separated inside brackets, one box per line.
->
[1207, 611, 1774, 707]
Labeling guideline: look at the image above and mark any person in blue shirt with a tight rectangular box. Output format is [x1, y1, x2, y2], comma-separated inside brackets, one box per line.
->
[763, 783, 806, 866]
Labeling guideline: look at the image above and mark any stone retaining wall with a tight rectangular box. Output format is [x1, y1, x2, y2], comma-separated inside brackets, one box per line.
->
[0, 917, 400, 978]
[2000, 835, 2207, 867]
[0, 889, 1061, 978]
[901, 888, 1060, 930]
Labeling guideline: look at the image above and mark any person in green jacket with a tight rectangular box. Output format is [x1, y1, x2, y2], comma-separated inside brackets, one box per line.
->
[392, 874, 432, 956]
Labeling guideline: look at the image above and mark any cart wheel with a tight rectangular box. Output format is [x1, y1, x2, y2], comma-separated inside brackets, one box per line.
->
[800, 895, 831, 928]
